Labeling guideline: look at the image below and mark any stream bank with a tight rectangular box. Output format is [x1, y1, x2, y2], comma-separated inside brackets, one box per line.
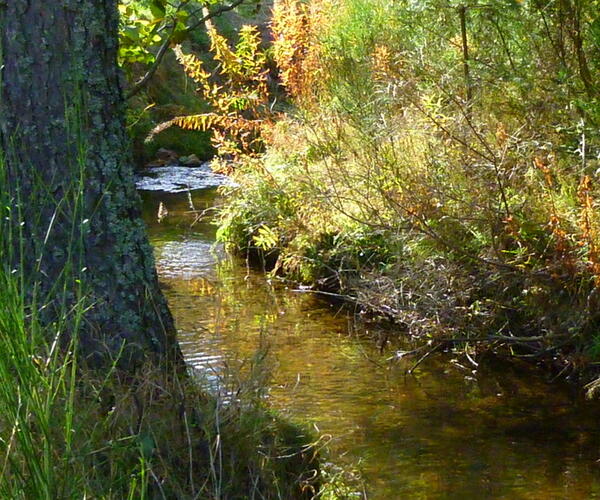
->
[138, 169, 600, 499]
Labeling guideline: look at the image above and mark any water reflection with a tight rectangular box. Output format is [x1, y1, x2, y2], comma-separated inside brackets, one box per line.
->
[141, 188, 600, 499]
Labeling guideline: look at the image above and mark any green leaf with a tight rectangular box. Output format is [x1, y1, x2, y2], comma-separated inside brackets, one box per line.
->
[253, 225, 279, 250]
[590, 17, 600, 48]
[122, 26, 140, 41]
[138, 433, 155, 460]
[149, 0, 166, 19]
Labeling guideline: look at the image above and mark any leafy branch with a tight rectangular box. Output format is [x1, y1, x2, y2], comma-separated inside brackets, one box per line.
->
[125, 0, 249, 100]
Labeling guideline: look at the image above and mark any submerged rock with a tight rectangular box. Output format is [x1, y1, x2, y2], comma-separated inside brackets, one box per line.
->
[145, 148, 180, 168]
[156, 148, 180, 164]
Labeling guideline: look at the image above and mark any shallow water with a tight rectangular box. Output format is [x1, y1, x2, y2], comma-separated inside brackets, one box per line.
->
[140, 184, 600, 499]
[136, 164, 231, 192]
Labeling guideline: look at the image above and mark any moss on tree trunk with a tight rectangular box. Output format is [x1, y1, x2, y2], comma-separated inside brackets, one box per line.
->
[0, 0, 178, 365]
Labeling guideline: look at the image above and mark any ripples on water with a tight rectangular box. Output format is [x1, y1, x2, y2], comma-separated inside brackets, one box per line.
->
[155, 240, 225, 279]
[136, 164, 231, 192]
[139, 180, 600, 499]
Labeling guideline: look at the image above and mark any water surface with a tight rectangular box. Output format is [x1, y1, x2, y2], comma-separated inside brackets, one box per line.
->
[140, 185, 600, 499]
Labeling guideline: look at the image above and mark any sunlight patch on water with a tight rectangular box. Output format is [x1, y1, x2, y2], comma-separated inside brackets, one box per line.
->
[154, 239, 225, 278]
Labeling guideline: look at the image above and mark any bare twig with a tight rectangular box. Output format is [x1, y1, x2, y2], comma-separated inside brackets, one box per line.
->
[184, 0, 247, 34]
[290, 288, 358, 302]
[407, 343, 442, 375]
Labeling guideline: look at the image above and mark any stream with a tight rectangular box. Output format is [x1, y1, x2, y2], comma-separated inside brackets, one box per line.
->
[139, 169, 600, 499]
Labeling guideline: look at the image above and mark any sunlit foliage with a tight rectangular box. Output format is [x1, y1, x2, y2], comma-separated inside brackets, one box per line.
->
[148, 22, 271, 166]
[220, 0, 600, 373]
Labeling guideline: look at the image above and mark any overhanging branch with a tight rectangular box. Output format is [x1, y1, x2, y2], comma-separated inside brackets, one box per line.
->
[125, 0, 248, 100]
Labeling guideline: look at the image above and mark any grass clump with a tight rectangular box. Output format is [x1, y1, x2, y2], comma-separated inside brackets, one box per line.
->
[0, 158, 318, 499]
[0, 292, 318, 498]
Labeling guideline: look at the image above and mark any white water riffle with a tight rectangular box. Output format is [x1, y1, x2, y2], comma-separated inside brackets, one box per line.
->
[136, 164, 232, 193]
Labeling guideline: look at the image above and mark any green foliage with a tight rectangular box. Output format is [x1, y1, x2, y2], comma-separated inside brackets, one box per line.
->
[118, 1, 174, 67]
[119, 0, 261, 164]
[118, 0, 264, 71]
[220, 0, 600, 371]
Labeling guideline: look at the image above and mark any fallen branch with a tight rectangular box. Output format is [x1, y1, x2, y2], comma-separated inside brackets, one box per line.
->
[407, 343, 442, 375]
[290, 288, 358, 302]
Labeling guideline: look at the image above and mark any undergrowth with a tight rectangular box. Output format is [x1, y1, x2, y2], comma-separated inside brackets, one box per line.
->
[0, 146, 319, 498]
[217, 0, 600, 385]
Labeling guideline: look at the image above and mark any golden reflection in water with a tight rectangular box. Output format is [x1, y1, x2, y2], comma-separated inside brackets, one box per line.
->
[141, 188, 600, 500]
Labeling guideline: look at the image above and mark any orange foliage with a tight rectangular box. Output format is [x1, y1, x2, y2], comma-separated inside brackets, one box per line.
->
[371, 44, 405, 84]
[577, 175, 600, 286]
[547, 213, 576, 277]
[271, 0, 325, 103]
[533, 156, 553, 188]
[495, 123, 509, 146]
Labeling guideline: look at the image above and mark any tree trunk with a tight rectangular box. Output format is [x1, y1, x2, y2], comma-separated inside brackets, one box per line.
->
[0, 1, 179, 365]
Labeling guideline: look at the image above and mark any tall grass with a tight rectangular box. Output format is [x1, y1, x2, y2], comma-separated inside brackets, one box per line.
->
[0, 128, 319, 497]
[0, 132, 151, 497]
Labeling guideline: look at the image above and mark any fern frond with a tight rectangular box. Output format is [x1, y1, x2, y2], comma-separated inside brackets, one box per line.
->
[146, 113, 225, 143]
[173, 45, 210, 85]
[145, 118, 177, 143]
[207, 27, 240, 77]
[236, 26, 266, 76]
[171, 113, 228, 132]
[164, 22, 272, 161]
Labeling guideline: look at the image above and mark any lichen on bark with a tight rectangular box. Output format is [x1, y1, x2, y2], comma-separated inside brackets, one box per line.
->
[0, 0, 179, 365]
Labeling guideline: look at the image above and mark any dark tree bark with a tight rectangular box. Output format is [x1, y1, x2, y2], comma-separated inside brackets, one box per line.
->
[0, 1, 178, 365]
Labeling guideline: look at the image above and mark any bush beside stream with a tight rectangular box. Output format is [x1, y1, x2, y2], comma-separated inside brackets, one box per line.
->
[217, 0, 600, 386]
